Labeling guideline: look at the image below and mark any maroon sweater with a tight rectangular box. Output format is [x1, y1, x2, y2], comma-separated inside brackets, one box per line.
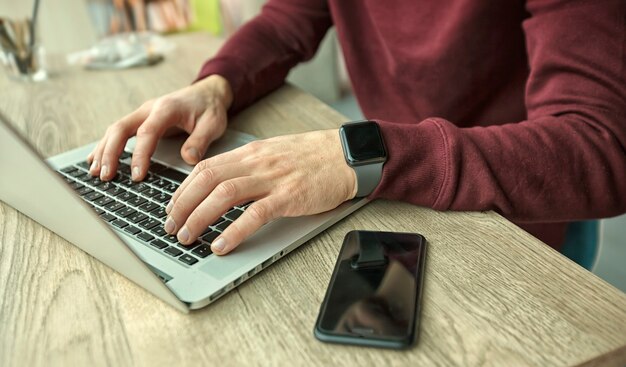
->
[197, 0, 626, 249]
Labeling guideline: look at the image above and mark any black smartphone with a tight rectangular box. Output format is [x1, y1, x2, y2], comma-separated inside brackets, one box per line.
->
[314, 230, 427, 349]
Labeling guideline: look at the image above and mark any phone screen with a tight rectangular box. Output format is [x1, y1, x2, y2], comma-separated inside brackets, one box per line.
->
[315, 231, 427, 348]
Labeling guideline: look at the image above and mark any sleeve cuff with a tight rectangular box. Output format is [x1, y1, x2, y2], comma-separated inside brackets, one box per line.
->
[370, 118, 452, 210]
[194, 57, 249, 113]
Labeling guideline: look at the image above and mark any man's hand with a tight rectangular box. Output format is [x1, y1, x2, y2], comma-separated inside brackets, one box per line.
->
[87, 75, 233, 181]
[166, 129, 358, 255]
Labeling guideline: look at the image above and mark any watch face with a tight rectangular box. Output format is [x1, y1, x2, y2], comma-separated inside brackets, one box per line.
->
[343, 121, 386, 163]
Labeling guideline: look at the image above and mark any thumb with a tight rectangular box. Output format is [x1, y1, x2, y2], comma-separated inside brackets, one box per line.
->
[181, 109, 227, 164]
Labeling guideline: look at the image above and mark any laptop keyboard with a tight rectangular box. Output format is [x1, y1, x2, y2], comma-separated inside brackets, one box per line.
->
[57, 151, 250, 267]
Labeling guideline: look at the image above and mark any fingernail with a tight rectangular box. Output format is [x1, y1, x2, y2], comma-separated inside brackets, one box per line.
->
[89, 159, 98, 173]
[212, 237, 226, 252]
[187, 147, 200, 162]
[164, 217, 176, 233]
[178, 226, 189, 243]
[100, 164, 109, 179]
[166, 200, 173, 214]
[132, 166, 140, 180]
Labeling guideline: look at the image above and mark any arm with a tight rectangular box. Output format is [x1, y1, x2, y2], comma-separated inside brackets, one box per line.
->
[196, 0, 333, 113]
[372, 0, 626, 224]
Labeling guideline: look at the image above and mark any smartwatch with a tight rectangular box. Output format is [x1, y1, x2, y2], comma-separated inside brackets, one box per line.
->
[339, 120, 387, 197]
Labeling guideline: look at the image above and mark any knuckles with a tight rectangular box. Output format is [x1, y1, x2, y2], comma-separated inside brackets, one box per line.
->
[247, 202, 271, 223]
[136, 124, 157, 137]
[196, 168, 215, 186]
[215, 181, 238, 201]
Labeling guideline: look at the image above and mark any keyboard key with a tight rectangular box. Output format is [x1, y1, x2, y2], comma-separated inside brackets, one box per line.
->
[76, 161, 91, 170]
[120, 151, 132, 160]
[127, 196, 147, 207]
[107, 186, 125, 196]
[151, 207, 167, 219]
[118, 162, 132, 175]
[138, 201, 159, 212]
[225, 209, 243, 221]
[164, 246, 183, 257]
[191, 244, 212, 258]
[163, 183, 179, 193]
[85, 192, 104, 202]
[142, 188, 161, 198]
[130, 183, 149, 193]
[86, 177, 105, 187]
[111, 219, 128, 229]
[163, 234, 178, 243]
[178, 254, 199, 265]
[139, 218, 160, 230]
[149, 162, 167, 173]
[150, 239, 168, 249]
[61, 166, 78, 174]
[135, 232, 154, 242]
[211, 217, 225, 227]
[152, 179, 169, 189]
[99, 182, 115, 191]
[76, 173, 93, 182]
[177, 241, 201, 250]
[69, 182, 84, 190]
[100, 213, 116, 222]
[124, 226, 141, 235]
[120, 179, 138, 188]
[118, 192, 137, 202]
[112, 174, 127, 183]
[117, 207, 136, 218]
[202, 231, 219, 243]
[67, 170, 84, 179]
[153, 192, 171, 203]
[77, 187, 93, 196]
[94, 196, 114, 207]
[150, 226, 167, 237]
[127, 212, 148, 224]
[105, 201, 125, 212]
[215, 220, 231, 231]
[143, 173, 158, 184]
[93, 207, 105, 215]
[159, 168, 187, 183]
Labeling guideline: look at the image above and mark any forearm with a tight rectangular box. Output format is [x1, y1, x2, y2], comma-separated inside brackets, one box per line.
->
[372, 111, 626, 222]
[195, 0, 332, 113]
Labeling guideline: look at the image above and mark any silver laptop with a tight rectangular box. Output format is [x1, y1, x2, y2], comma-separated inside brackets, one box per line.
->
[0, 110, 368, 313]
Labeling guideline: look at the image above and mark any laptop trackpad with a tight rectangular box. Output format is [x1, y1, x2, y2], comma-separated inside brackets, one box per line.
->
[200, 257, 240, 280]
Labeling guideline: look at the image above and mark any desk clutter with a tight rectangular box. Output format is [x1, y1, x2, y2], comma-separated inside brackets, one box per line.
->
[0, 0, 46, 81]
[87, 0, 241, 37]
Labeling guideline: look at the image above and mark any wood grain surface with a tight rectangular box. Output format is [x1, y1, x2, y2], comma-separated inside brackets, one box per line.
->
[0, 23, 625, 367]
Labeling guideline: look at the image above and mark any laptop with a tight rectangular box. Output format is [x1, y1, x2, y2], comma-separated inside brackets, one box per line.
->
[0, 110, 368, 313]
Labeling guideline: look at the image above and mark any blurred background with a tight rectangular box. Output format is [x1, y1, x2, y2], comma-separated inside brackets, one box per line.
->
[0, 0, 364, 119]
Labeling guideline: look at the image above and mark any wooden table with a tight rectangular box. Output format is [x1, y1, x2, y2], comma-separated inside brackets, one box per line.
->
[1, 32, 625, 367]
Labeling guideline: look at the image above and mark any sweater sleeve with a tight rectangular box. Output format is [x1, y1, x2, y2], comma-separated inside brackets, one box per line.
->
[371, 0, 626, 223]
[195, 0, 332, 113]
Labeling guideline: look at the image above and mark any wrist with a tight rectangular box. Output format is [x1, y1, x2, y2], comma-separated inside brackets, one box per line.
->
[194, 74, 233, 110]
[339, 121, 387, 198]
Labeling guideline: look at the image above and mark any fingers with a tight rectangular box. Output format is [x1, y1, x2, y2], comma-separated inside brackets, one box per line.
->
[99, 122, 136, 180]
[169, 143, 251, 205]
[130, 104, 174, 181]
[168, 175, 268, 245]
[180, 108, 227, 165]
[211, 198, 281, 255]
[87, 103, 151, 179]
[88, 137, 107, 176]
[165, 162, 251, 235]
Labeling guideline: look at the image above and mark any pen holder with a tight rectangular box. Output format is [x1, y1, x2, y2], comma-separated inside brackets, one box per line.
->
[0, 17, 47, 82]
